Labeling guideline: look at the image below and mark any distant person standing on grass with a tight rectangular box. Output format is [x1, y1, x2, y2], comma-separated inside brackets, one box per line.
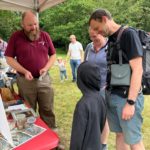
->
[5, 10, 56, 129]
[67, 35, 84, 82]
[57, 57, 68, 82]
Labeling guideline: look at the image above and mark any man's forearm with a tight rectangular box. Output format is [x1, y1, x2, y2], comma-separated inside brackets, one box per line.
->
[81, 50, 84, 61]
[128, 57, 143, 101]
[5, 56, 28, 74]
[66, 50, 70, 61]
[128, 70, 142, 101]
[44, 54, 56, 71]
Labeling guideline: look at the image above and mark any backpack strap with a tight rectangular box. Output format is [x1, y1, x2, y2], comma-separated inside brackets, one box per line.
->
[116, 26, 128, 65]
[117, 26, 128, 42]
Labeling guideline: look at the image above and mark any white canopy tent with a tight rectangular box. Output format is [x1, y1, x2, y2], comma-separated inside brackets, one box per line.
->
[0, 0, 65, 13]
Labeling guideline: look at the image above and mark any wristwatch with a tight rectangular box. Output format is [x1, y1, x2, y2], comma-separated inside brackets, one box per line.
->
[127, 99, 135, 105]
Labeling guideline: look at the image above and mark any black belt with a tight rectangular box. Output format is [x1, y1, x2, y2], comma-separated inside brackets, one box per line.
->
[111, 87, 129, 98]
[108, 86, 142, 98]
[18, 74, 40, 79]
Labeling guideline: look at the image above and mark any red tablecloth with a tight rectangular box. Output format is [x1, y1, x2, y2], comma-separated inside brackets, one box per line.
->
[14, 117, 59, 150]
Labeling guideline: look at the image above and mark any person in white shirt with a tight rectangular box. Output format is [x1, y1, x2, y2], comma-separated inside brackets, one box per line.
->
[67, 35, 84, 82]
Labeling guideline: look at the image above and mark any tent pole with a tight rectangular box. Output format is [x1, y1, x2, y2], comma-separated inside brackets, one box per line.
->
[36, 12, 39, 21]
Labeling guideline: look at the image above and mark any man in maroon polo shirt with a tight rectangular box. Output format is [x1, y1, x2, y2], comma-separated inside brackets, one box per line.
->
[5, 10, 56, 129]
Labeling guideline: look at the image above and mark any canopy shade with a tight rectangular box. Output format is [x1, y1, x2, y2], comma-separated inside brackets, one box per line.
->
[0, 0, 65, 12]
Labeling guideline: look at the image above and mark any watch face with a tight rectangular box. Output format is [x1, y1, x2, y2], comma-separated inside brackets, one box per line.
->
[127, 99, 135, 105]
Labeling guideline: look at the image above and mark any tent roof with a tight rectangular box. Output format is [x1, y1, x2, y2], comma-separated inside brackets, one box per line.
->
[0, 0, 65, 12]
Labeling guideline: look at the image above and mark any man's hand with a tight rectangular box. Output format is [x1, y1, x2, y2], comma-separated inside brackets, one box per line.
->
[122, 103, 135, 120]
[24, 71, 33, 80]
[39, 68, 47, 75]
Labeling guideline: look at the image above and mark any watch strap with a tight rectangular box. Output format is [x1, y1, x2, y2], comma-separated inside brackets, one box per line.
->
[127, 99, 135, 105]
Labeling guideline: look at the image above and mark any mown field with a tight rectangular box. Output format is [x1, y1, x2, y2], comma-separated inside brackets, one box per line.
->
[50, 49, 150, 150]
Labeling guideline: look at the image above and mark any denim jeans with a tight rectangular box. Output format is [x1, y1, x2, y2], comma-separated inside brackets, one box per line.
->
[70, 59, 81, 81]
[60, 70, 67, 80]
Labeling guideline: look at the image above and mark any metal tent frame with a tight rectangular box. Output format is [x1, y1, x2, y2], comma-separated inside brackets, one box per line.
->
[0, 0, 65, 13]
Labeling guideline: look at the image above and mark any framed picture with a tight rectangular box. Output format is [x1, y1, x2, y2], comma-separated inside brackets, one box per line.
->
[11, 131, 32, 147]
[11, 108, 37, 121]
[22, 124, 46, 136]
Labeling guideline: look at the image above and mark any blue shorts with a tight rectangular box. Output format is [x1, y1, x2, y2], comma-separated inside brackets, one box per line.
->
[107, 93, 144, 145]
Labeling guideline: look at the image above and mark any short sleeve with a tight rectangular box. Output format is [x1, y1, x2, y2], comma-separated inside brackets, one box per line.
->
[43, 32, 56, 56]
[5, 32, 17, 57]
[121, 28, 143, 60]
[78, 42, 83, 51]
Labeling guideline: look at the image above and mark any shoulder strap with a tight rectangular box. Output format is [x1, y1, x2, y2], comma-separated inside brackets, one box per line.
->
[116, 26, 128, 65]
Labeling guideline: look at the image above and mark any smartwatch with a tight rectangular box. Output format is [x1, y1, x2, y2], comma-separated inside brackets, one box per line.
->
[127, 99, 135, 105]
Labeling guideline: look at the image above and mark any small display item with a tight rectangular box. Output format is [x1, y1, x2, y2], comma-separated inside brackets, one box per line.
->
[11, 108, 37, 121]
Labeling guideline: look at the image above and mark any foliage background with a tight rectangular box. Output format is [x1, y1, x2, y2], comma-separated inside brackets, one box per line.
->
[0, 0, 150, 48]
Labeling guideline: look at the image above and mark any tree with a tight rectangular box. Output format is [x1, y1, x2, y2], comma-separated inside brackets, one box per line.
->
[0, 0, 149, 48]
[140, 0, 150, 31]
[0, 10, 21, 41]
[40, 0, 98, 49]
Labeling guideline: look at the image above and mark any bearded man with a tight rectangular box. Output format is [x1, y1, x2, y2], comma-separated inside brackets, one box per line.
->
[5, 10, 56, 129]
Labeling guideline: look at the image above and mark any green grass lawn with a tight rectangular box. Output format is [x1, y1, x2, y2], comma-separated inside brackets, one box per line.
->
[50, 50, 150, 150]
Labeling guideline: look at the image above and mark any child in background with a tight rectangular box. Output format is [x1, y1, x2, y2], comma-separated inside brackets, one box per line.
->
[57, 57, 68, 82]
